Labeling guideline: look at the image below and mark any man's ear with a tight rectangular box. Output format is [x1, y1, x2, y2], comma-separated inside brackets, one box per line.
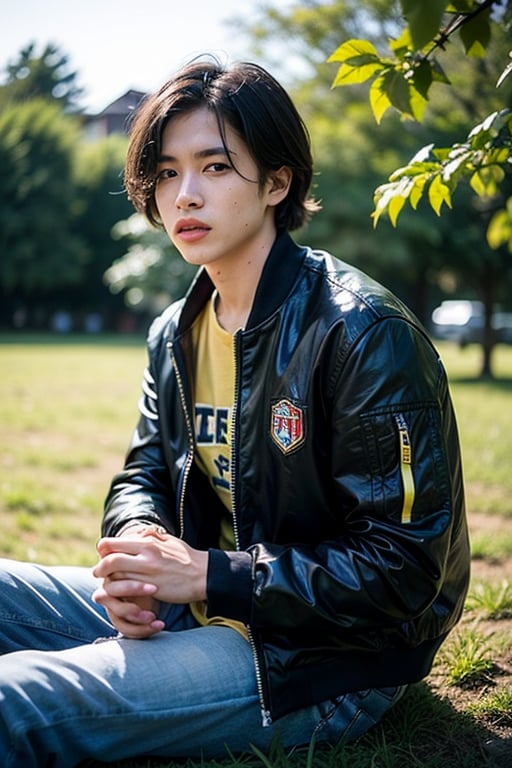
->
[267, 166, 292, 206]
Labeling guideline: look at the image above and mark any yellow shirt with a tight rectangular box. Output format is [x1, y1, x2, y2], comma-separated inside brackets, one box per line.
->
[190, 294, 247, 639]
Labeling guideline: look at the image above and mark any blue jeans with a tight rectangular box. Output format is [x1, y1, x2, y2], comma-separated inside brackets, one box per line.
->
[0, 558, 405, 768]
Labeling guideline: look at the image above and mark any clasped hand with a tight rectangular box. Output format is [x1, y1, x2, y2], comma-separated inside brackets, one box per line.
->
[92, 527, 208, 639]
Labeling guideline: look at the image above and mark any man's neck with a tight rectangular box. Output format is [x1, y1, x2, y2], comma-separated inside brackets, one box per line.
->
[206, 228, 276, 334]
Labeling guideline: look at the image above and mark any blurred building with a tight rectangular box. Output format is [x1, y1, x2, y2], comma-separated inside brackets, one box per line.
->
[82, 89, 146, 140]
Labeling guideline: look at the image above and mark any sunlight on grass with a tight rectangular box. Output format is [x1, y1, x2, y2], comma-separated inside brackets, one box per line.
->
[437, 342, 512, 518]
[0, 338, 146, 564]
[465, 580, 512, 619]
[470, 531, 512, 561]
[1, 337, 511, 560]
[467, 688, 512, 725]
[440, 627, 495, 686]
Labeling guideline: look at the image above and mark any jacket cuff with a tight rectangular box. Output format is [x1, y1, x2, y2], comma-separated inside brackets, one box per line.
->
[206, 549, 253, 624]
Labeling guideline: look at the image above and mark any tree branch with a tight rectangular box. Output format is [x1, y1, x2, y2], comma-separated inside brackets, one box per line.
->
[424, 0, 499, 58]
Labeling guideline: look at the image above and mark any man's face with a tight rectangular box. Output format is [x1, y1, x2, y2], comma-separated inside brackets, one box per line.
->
[154, 106, 285, 275]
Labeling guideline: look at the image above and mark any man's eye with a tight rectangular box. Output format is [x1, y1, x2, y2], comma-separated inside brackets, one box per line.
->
[207, 162, 230, 173]
[156, 168, 176, 181]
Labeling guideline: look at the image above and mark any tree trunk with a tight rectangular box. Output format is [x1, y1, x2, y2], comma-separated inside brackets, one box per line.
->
[478, 272, 496, 379]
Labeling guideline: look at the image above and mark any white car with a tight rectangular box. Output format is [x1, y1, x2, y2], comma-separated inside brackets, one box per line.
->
[431, 300, 512, 346]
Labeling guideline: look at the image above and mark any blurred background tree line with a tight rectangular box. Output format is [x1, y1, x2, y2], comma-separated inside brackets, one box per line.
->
[1, 1, 511, 365]
[0, 42, 196, 333]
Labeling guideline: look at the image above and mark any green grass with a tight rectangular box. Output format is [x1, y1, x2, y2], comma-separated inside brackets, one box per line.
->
[439, 343, 512, 518]
[0, 336, 146, 564]
[468, 689, 512, 724]
[470, 531, 512, 561]
[2, 336, 511, 562]
[1, 334, 512, 767]
[439, 626, 495, 686]
[466, 580, 512, 619]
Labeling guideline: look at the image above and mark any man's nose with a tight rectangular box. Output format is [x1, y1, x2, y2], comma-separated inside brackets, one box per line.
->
[176, 175, 202, 209]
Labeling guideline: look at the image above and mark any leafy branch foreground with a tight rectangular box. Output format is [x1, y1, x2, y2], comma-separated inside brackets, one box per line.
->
[328, 0, 512, 250]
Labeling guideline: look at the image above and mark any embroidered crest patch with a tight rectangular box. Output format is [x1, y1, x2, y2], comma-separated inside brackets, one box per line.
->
[270, 399, 305, 454]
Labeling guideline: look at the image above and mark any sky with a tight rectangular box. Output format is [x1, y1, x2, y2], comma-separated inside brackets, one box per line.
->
[1, 0, 260, 113]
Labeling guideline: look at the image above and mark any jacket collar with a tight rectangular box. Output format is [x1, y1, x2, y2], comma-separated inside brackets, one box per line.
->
[177, 232, 307, 334]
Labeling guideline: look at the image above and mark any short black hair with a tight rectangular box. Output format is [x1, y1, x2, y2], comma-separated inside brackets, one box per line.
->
[124, 57, 319, 231]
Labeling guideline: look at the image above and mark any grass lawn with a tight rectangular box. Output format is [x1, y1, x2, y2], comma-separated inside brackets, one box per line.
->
[1, 333, 511, 767]
[0, 334, 146, 564]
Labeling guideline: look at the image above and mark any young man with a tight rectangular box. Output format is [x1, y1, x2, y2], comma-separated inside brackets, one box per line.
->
[0, 58, 470, 767]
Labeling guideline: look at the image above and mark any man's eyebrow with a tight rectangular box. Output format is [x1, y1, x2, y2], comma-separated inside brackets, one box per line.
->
[157, 146, 234, 162]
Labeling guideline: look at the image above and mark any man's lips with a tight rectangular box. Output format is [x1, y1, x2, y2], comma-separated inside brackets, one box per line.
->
[174, 218, 211, 239]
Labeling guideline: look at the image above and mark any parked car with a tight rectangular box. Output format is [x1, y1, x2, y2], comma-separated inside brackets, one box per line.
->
[430, 300, 512, 346]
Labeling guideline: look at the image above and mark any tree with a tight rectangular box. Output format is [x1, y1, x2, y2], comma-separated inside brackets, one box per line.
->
[104, 214, 197, 319]
[0, 42, 83, 111]
[0, 43, 144, 331]
[0, 99, 86, 327]
[71, 135, 136, 329]
[328, 0, 512, 376]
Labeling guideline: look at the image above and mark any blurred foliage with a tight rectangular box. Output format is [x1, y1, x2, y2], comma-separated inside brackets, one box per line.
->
[328, 1, 512, 257]
[0, 41, 204, 331]
[0, 43, 136, 330]
[105, 214, 197, 315]
[0, 98, 85, 293]
[0, 41, 83, 111]
[71, 135, 136, 323]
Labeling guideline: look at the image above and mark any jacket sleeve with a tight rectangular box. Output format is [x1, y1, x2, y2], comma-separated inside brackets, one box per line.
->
[101, 315, 179, 538]
[207, 316, 469, 636]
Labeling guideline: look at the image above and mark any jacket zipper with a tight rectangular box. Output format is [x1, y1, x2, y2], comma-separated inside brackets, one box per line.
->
[395, 413, 415, 524]
[168, 340, 195, 539]
[231, 330, 272, 727]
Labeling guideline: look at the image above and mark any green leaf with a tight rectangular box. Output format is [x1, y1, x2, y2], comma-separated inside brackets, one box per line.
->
[428, 174, 452, 215]
[372, 181, 398, 226]
[389, 163, 435, 182]
[331, 61, 383, 87]
[470, 165, 506, 197]
[409, 143, 436, 164]
[487, 204, 512, 250]
[408, 84, 428, 121]
[386, 69, 413, 114]
[442, 149, 472, 183]
[468, 112, 498, 148]
[446, 2, 473, 11]
[459, 10, 491, 58]
[412, 59, 433, 99]
[430, 58, 451, 85]
[389, 28, 413, 57]
[486, 148, 512, 166]
[388, 192, 408, 226]
[369, 75, 393, 124]
[371, 176, 419, 227]
[328, 39, 380, 64]
[329, 39, 385, 89]
[409, 174, 429, 209]
[432, 146, 455, 162]
[400, 0, 448, 50]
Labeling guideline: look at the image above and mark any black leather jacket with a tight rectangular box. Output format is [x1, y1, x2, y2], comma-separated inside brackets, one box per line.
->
[103, 233, 470, 723]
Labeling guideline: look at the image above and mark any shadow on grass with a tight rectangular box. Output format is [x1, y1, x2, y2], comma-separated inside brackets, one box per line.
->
[79, 683, 512, 768]
[0, 331, 146, 347]
[448, 375, 512, 392]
